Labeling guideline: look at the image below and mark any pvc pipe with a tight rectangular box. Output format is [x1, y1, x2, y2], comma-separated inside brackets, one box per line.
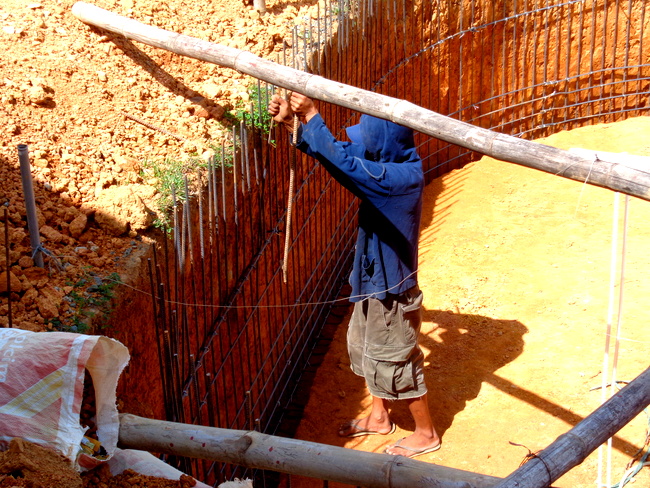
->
[17, 145, 44, 268]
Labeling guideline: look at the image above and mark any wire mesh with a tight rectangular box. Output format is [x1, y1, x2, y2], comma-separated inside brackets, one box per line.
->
[134, 0, 649, 486]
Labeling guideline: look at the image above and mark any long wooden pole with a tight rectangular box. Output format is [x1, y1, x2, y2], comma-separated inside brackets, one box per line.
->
[71, 2, 650, 202]
[117, 368, 650, 488]
[494, 366, 650, 488]
[118, 413, 500, 488]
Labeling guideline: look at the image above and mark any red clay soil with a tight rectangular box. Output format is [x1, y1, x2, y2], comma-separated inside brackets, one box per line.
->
[0, 438, 198, 488]
[0, 438, 82, 488]
[290, 117, 650, 488]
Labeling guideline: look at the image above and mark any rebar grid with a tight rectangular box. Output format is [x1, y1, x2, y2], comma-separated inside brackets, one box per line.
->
[142, 0, 649, 485]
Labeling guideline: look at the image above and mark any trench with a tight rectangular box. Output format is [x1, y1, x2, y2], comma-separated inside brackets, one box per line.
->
[101, 0, 650, 485]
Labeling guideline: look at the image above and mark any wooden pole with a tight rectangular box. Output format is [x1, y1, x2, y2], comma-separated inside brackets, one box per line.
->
[71, 2, 650, 202]
[118, 413, 500, 488]
[494, 366, 650, 488]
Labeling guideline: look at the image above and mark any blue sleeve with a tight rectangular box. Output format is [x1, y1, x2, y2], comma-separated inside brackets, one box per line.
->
[296, 114, 391, 205]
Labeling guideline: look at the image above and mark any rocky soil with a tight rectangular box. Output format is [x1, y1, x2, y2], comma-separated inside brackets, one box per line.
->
[0, 438, 199, 488]
[0, 0, 321, 332]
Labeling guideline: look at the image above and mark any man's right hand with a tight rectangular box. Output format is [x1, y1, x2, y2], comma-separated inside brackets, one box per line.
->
[268, 94, 294, 130]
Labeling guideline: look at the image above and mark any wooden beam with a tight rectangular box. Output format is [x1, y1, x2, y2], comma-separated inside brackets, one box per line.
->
[494, 367, 650, 488]
[71, 2, 650, 202]
[118, 413, 500, 488]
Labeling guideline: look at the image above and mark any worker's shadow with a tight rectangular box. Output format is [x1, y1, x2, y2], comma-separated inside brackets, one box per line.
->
[386, 309, 528, 436]
[336, 308, 528, 438]
[96, 32, 227, 120]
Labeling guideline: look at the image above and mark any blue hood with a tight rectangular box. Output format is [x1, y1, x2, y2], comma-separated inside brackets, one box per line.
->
[346, 115, 419, 164]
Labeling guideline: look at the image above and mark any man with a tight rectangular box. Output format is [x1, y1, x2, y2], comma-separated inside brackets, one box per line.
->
[268, 92, 440, 458]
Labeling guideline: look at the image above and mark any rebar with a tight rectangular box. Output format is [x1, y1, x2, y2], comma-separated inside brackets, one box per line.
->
[122, 111, 188, 142]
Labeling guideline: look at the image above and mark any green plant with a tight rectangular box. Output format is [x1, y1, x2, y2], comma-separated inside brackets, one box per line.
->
[139, 83, 274, 232]
[141, 146, 237, 232]
[141, 156, 203, 231]
[52, 271, 123, 333]
[229, 80, 275, 134]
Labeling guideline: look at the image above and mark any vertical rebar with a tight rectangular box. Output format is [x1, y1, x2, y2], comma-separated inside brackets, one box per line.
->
[610, 0, 621, 120]
[324, 0, 330, 77]
[252, 95, 261, 184]
[518, 0, 526, 133]
[588, 0, 597, 120]
[162, 325, 176, 420]
[188, 354, 201, 424]
[245, 390, 253, 430]
[488, 0, 496, 129]
[212, 154, 219, 232]
[316, 4, 322, 75]
[241, 120, 251, 192]
[510, 0, 517, 131]
[622, 0, 633, 117]
[221, 142, 227, 222]
[638, 0, 647, 116]
[197, 168, 205, 260]
[564, 0, 573, 125]
[180, 188, 188, 270]
[17, 145, 44, 268]
[204, 372, 215, 425]
[459, 0, 464, 124]
[172, 185, 182, 271]
[207, 156, 217, 342]
[207, 157, 214, 239]
[232, 127, 239, 226]
[184, 175, 193, 264]
[541, 0, 551, 130]
[148, 257, 167, 415]
[576, 0, 585, 124]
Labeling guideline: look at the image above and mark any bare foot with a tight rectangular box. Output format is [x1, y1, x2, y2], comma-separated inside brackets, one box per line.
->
[385, 433, 441, 458]
[338, 417, 395, 437]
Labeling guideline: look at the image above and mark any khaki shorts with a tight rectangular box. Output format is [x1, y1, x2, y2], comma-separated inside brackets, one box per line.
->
[347, 286, 427, 400]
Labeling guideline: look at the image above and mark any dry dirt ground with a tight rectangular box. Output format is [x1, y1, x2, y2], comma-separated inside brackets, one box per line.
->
[0, 0, 649, 487]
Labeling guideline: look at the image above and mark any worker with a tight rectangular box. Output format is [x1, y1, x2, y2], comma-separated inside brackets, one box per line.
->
[268, 92, 441, 458]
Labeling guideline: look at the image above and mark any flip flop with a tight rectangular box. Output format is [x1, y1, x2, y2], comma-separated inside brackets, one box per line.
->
[338, 419, 397, 438]
[384, 437, 442, 458]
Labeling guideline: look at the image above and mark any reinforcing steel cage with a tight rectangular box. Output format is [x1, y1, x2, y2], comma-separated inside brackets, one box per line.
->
[108, 0, 649, 485]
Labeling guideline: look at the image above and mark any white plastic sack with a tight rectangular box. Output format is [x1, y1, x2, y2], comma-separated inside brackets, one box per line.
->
[0, 328, 129, 468]
[218, 479, 254, 488]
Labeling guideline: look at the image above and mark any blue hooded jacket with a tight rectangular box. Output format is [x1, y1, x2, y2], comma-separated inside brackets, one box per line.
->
[297, 114, 424, 301]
